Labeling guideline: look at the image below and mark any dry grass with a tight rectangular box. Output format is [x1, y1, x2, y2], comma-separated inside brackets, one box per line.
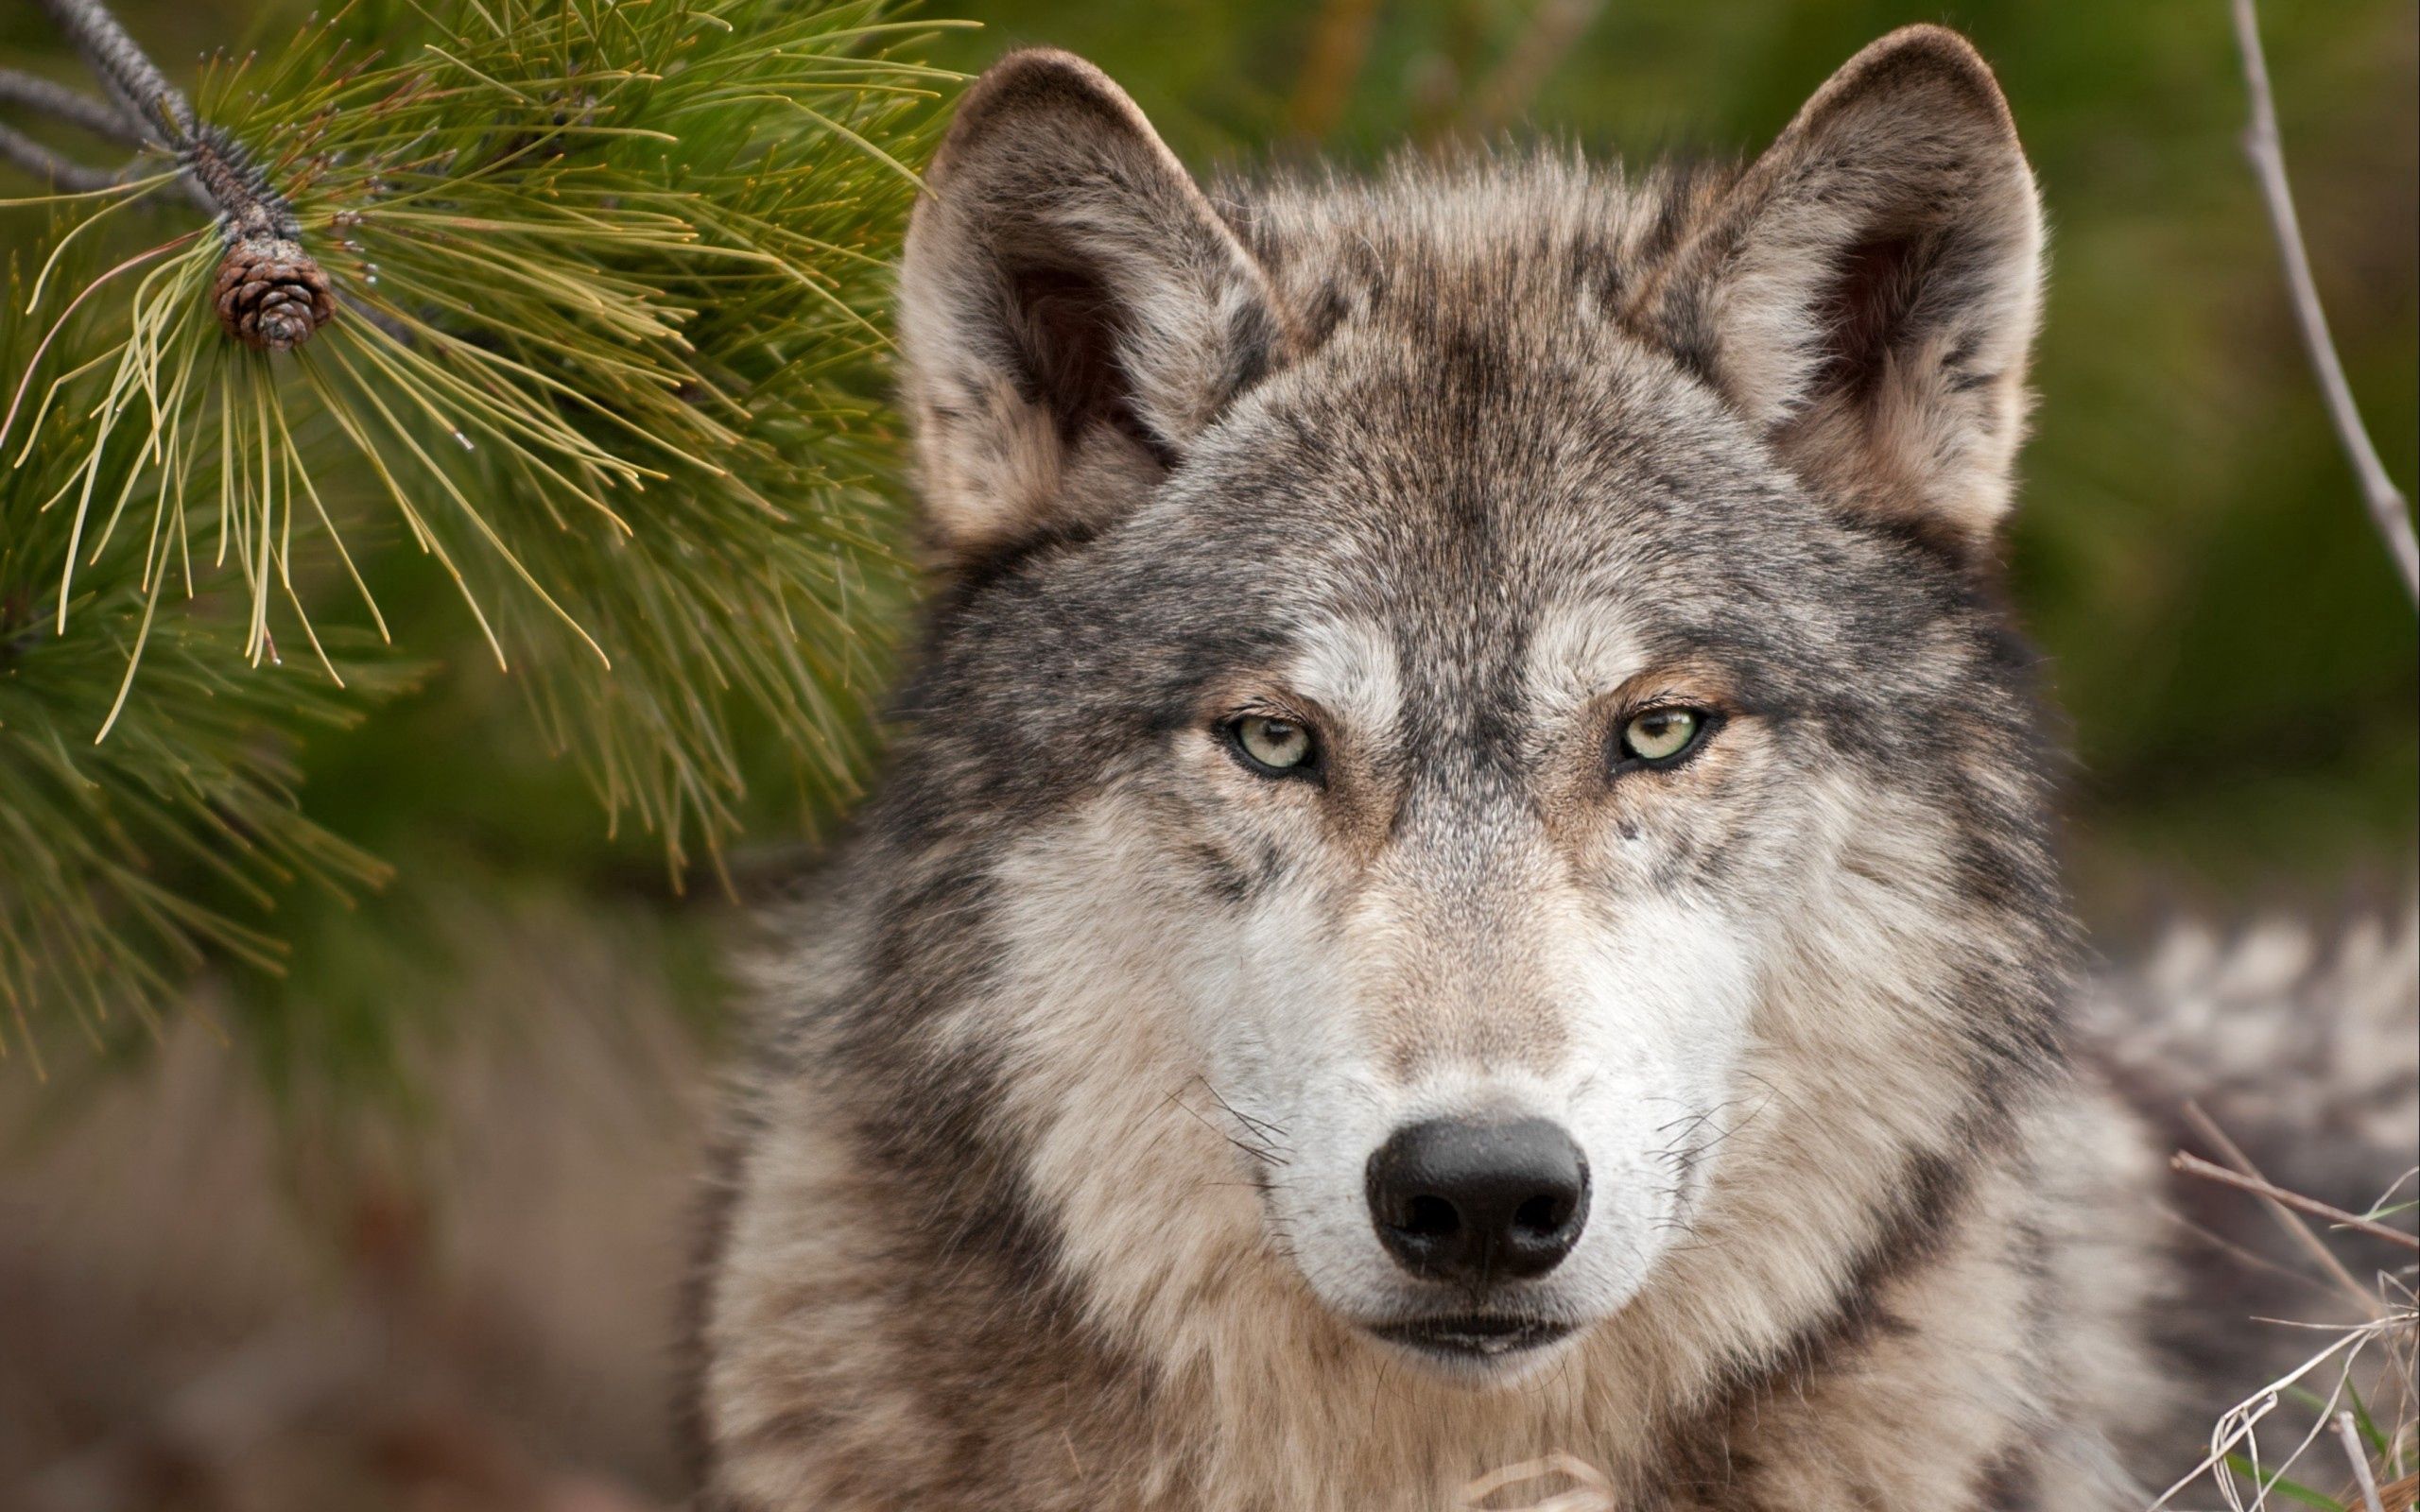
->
[2153, 1156, 2417, 1512]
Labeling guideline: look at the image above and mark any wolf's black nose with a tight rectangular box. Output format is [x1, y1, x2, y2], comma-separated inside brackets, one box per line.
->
[1365, 1118, 1589, 1285]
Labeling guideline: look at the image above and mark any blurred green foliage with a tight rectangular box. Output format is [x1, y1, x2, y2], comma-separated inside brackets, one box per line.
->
[1, 0, 942, 1110]
[1, 0, 2411, 1120]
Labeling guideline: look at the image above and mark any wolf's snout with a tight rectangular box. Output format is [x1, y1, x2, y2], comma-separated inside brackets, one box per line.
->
[1364, 1118, 1589, 1284]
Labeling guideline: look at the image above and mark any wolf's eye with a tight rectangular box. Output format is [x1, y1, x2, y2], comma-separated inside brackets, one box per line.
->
[1616, 708, 1711, 769]
[1227, 714, 1318, 778]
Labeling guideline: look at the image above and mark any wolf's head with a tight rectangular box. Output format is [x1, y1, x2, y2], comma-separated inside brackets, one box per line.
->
[872, 26, 2070, 1388]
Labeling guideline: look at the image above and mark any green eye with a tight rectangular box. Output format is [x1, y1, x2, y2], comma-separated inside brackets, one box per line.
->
[1230, 714, 1317, 776]
[1618, 708, 1709, 767]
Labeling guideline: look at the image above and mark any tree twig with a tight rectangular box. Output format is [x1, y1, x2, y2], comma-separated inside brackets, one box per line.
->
[2173, 1148, 2420, 1254]
[2181, 1102, 2390, 1314]
[31, 0, 264, 227]
[34, 0, 195, 149]
[0, 68, 144, 146]
[28, 0, 329, 348]
[2230, 0, 2420, 606]
[0, 120, 125, 192]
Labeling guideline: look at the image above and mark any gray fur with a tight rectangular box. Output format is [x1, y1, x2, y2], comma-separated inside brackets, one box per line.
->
[689, 27, 2415, 1511]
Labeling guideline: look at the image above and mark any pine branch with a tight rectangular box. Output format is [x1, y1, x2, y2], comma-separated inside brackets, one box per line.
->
[0, 0, 963, 1070]
[0, 271, 417, 1070]
[23, 0, 329, 350]
[34, 0, 195, 151]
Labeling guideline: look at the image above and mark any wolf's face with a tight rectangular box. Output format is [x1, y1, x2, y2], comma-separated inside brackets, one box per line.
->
[883, 30, 2065, 1386]
[1129, 364, 1800, 1369]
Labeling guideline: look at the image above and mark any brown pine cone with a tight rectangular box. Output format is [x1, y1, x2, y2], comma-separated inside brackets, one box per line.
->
[213, 235, 336, 352]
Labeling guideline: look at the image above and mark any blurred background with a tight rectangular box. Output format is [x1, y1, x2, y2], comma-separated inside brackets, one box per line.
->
[1, 1, 2412, 1507]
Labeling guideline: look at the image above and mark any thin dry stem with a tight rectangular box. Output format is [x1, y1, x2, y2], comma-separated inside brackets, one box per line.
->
[2185, 1101, 2390, 1312]
[2341, 1411, 2389, 1512]
[2152, 1311, 2406, 1510]
[2231, 0, 2419, 605]
[2174, 1150, 2420, 1255]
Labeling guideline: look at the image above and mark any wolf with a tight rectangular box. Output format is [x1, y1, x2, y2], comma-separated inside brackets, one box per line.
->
[690, 26, 2419, 1511]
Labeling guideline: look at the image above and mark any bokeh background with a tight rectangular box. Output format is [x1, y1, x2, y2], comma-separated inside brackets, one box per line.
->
[3, 1, 2413, 1507]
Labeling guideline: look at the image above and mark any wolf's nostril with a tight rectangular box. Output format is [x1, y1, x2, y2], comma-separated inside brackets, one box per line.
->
[1404, 1194, 1461, 1237]
[1512, 1194, 1565, 1235]
[1365, 1117, 1589, 1285]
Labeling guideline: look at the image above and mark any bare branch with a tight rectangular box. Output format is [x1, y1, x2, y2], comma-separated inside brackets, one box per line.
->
[2231, 0, 2420, 606]
[2182, 1102, 2391, 1312]
[34, 0, 195, 149]
[2173, 1149, 2420, 1254]
[0, 69, 143, 145]
[0, 120, 123, 193]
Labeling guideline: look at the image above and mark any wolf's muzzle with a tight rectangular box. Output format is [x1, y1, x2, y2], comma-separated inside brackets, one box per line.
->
[1364, 1118, 1590, 1285]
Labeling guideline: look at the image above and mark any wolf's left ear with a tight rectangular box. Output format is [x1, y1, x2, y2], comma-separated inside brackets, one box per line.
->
[898, 50, 1285, 564]
[1647, 26, 2043, 555]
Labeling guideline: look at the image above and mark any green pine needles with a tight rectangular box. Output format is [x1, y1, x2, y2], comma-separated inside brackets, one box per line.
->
[0, 0, 964, 1072]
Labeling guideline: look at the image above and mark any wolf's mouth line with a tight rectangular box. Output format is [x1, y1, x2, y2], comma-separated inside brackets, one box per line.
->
[1366, 1314, 1577, 1359]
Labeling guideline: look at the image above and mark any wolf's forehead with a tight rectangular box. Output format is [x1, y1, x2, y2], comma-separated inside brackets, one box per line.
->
[1277, 598, 1646, 736]
[1180, 351, 1752, 716]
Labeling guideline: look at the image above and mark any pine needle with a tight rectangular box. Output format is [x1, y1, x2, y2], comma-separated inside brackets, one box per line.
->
[0, 0, 953, 1066]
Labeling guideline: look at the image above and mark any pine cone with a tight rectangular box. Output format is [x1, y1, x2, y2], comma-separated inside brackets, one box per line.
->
[213, 236, 335, 352]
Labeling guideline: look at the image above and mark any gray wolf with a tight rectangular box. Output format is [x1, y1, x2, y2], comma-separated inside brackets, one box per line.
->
[690, 26, 2418, 1509]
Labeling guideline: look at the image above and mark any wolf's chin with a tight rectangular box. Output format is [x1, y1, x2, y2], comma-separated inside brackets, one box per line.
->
[1359, 1314, 1588, 1385]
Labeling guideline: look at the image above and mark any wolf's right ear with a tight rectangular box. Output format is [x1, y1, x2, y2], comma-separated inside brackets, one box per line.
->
[1640, 26, 2043, 558]
[898, 51, 1285, 564]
